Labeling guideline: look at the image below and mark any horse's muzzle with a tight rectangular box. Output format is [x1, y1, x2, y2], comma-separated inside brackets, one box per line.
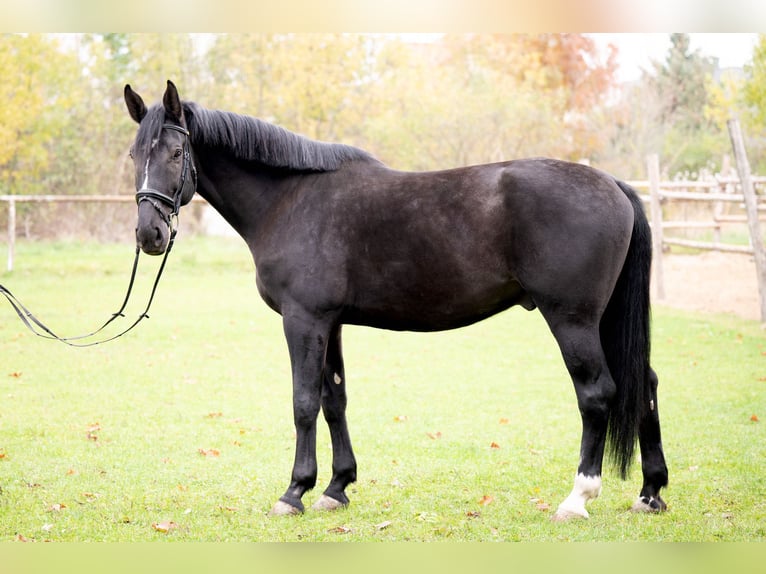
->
[136, 201, 170, 255]
[136, 224, 168, 255]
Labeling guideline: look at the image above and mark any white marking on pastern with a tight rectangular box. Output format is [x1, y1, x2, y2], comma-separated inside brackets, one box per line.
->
[553, 473, 602, 521]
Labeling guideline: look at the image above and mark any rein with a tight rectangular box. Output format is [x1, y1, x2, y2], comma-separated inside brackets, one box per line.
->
[0, 123, 193, 348]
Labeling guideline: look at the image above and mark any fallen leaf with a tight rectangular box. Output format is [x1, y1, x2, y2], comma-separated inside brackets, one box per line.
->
[151, 521, 179, 533]
[198, 448, 220, 457]
[66, 468, 77, 476]
[0, 450, 6, 460]
[466, 510, 481, 518]
[47, 503, 67, 512]
[393, 415, 408, 422]
[177, 484, 189, 492]
[205, 412, 223, 418]
[87, 423, 101, 433]
[490, 442, 500, 449]
[375, 520, 392, 530]
[15, 534, 31, 542]
[478, 495, 494, 506]
[327, 525, 352, 534]
[751, 414, 759, 422]
[232, 440, 242, 447]
[9, 372, 22, 378]
[535, 501, 551, 512]
[498, 418, 510, 425]
[219, 506, 238, 512]
[426, 431, 442, 440]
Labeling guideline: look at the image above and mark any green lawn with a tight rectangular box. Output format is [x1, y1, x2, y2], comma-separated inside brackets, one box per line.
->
[0, 237, 764, 541]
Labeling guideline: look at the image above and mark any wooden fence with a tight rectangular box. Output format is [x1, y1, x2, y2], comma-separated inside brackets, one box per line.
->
[0, 194, 208, 272]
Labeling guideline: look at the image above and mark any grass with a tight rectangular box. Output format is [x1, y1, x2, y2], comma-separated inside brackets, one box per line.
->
[0, 236, 764, 542]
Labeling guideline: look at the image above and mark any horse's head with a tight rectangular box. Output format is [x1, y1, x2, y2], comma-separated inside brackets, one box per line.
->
[124, 80, 197, 255]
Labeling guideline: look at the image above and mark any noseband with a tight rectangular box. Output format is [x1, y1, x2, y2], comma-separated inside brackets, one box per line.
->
[135, 123, 197, 231]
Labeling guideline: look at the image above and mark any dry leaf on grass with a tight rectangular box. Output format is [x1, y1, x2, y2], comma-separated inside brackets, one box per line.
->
[198, 448, 220, 457]
[151, 521, 179, 533]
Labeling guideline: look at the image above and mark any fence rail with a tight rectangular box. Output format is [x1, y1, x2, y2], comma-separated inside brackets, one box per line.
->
[0, 194, 208, 272]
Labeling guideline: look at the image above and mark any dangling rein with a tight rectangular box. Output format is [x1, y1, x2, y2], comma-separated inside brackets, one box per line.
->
[1, 123, 193, 347]
[0, 215, 178, 348]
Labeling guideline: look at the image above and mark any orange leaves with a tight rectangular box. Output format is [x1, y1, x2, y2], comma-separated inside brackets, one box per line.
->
[0, 448, 6, 460]
[393, 415, 408, 423]
[151, 521, 179, 533]
[425, 431, 442, 440]
[86, 422, 101, 442]
[751, 414, 760, 422]
[489, 442, 501, 450]
[478, 495, 494, 506]
[198, 448, 220, 457]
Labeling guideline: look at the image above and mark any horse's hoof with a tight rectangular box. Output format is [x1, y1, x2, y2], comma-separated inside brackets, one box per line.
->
[630, 496, 667, 513]
[551, 506, 590, 522]
[311, 494, 348, 511]
[269, 500, 303, 516]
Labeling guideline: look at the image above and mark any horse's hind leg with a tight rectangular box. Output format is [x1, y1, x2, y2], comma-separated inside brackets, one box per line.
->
[312, 324, 358, 511]
[632, 367, 668, 512]
[546, 318, 616, 521]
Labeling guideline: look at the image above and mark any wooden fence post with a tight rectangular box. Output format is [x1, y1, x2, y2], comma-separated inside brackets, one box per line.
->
[647, 154, 665, 300]
[7, 198, 15, 272]
[727, 118, 766, 323]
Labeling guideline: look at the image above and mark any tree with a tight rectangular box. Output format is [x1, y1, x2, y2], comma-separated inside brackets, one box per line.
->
[740, 34, 766, 171]
[643, 33, 723, 176]
[0, 34, 77, 196]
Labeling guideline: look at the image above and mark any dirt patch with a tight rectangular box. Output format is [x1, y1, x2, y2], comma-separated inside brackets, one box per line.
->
[652, 250, 762, 322]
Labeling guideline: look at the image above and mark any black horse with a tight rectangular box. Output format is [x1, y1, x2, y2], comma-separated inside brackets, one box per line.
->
[124, 81, 668, 521]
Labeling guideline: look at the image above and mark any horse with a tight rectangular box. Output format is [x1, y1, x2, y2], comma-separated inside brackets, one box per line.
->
[124, 80, 668, 521]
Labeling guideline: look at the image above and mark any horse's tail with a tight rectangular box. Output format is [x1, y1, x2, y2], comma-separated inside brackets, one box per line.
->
[600, 180, 653, 479]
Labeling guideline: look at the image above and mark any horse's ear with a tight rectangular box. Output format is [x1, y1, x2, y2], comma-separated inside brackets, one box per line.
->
[163, 80, 184, 123]
[124, 84, 147, 124]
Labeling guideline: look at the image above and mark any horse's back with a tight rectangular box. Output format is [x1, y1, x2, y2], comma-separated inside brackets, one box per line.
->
[256, 157, 635, 331]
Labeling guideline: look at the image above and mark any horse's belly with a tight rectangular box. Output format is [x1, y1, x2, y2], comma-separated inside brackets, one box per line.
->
[343, 278, 532, 332]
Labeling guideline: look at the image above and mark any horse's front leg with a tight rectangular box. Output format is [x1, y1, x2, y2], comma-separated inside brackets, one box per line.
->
[269, 309, 334, 516]
[312, 324, 357, 511]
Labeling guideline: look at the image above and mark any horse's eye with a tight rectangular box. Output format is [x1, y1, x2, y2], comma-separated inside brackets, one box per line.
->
[173, 148, 183, 159]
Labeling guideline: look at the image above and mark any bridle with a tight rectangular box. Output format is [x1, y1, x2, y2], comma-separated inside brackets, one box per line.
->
[135, 123, 197, 233]
[0, 122, 197, 347]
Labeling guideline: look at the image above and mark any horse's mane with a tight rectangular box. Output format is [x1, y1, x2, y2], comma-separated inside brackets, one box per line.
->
[181, 102, 375, 172]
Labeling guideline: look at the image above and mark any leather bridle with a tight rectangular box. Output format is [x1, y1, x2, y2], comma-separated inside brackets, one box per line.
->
[135, 122, 197, 232]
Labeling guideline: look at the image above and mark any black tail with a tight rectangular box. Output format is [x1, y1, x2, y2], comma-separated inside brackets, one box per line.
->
[600, 180, 653, 479]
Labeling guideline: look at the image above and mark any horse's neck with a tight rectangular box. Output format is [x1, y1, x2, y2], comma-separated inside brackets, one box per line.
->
[194, 152, 293, 240]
